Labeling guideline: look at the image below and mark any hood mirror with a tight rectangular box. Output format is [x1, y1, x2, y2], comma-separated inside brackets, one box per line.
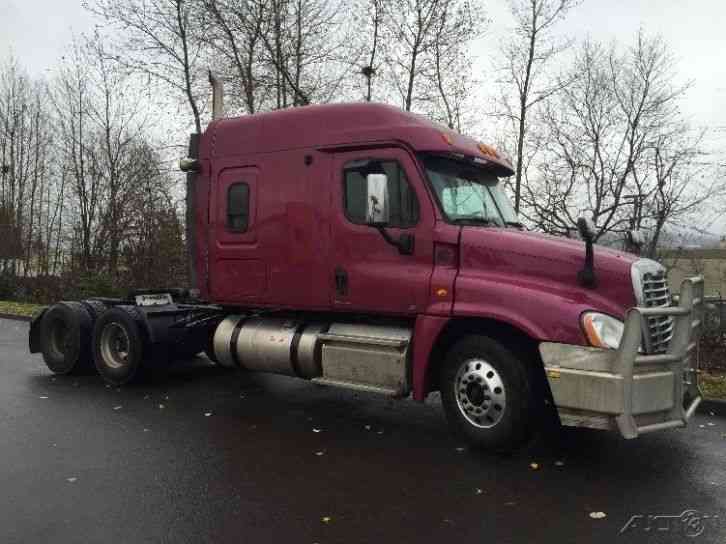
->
[577, 216, 596, 242]
[577, 216, 597, 288]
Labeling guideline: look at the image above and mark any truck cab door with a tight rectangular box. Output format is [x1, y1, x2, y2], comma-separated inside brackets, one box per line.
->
[330, 148, 435, 315]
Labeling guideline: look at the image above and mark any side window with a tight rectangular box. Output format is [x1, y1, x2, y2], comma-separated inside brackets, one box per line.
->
[343, 159, 419, 228]
[227, 183, 250, 232]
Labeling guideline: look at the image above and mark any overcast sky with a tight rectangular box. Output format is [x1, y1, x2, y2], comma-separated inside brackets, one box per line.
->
[2, 0, 724, 134]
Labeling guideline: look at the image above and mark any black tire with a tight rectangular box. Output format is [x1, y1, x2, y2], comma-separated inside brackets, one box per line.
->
[92, 306, 148, 386]
[39, 302, 94, 375]
[81, 299, 107, 321]
[440, 335, 533, 452]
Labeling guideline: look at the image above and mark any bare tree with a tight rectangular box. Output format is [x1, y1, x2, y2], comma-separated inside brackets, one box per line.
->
[521, 31, 723, 253]
[0, 56, 55, 276]
[427, 0, 482, 131]
[257, 0, 348, 108]
[356, 0, 386, 102]
[49, 41, 103, 271]
[385, 0, 441, 112]
[496, 0, 578, 213]
[383, 0, 484, 125]
[201, 0, 267, 114]
[89, 0, 206, 133]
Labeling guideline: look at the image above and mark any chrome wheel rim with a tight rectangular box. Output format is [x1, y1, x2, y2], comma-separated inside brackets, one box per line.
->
[100, 323, 130, 370]
[454, 359, 506, 428]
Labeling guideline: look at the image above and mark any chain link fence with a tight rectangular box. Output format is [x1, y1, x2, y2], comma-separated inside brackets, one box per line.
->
[700, 296, 726, 372]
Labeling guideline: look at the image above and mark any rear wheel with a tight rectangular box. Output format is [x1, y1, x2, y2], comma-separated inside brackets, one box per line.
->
[440, 335, 533, 452]
[93, 307, 148, 385]
[39, 302, 94, 375]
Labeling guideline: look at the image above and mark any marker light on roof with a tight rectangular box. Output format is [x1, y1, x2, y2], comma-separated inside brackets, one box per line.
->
[478, 143, 499, 158]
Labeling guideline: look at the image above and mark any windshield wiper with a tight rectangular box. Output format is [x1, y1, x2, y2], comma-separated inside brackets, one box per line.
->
[505, 221, 524, 228]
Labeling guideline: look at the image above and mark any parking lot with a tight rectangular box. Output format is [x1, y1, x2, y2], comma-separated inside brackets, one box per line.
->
[1, 317, 725, 543]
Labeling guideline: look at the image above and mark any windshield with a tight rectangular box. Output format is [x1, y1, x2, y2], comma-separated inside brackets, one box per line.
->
[422, 154, 520, 227]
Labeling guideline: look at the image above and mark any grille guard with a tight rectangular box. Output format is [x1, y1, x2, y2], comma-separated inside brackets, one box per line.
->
[614, 275, 704, 438]
[540, 275, 705, 438]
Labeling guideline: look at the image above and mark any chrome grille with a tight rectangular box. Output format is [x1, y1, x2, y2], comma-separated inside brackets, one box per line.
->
[641, 270, 674, 353]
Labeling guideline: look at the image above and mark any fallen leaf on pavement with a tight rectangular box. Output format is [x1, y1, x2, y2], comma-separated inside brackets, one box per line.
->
[113, 406, 122, 410]
[530, 462, 540, 470]
[312, 428, 322, 433]
[66, 477, 77, 483]
[315, 451, 325, 456]
[555, 460, 565, 467]
[39, 396, 48, 399]
[204, 412, 213, 417]
[321, 516, 332, 524]
[589, 512, 607, 519]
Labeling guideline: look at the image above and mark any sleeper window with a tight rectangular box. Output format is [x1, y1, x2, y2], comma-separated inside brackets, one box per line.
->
[227, 183, 249, 232]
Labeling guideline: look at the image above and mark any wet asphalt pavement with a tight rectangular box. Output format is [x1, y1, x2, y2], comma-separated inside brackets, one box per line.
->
[1, 318, 725, 544]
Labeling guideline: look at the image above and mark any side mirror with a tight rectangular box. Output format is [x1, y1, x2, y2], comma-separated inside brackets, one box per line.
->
[366, 173, 389, 225]
[577, 216, 596, 242]
[576, 216, 597, 288]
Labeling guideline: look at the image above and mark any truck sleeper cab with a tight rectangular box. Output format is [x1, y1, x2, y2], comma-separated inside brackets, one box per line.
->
[29, 102, 704, 452]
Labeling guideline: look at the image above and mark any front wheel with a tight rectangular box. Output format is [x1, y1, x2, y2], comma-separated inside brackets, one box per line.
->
[440, 335, 533, 452]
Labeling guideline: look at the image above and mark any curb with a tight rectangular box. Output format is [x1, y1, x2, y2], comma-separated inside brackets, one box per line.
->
[0, 313, 33, 322]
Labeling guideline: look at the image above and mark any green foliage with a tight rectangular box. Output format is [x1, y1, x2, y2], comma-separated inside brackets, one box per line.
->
[0, 300, 44, 318]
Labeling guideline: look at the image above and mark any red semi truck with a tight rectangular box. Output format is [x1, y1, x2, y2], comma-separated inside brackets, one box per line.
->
[28, 84, 705, 451]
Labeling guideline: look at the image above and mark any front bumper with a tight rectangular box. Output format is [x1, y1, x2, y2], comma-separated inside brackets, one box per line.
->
[540, 276, 704, 438]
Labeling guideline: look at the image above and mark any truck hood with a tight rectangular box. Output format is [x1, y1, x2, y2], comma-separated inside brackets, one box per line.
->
[454, 227, 639, 345]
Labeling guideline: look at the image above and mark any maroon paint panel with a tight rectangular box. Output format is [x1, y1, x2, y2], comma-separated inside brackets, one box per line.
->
[329, 147, 436, 315]
[412, 314, 450, 401]
[455, 228, 637, 346]
[206, 103, 513, 174]
[206, 151, 332, 310]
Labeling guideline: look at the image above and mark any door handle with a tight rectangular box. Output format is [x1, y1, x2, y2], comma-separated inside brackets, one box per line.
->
[334, 267, 348, 296]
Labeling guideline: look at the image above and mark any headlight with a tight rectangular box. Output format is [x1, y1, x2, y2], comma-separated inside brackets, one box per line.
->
[581, 312, 624, 349]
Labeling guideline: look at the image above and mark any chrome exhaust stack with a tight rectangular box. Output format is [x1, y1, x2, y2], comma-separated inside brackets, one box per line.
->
[209, 70, 225, 120]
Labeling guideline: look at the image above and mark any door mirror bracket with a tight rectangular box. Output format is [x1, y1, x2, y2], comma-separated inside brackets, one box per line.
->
[376, 227, 415, 255]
